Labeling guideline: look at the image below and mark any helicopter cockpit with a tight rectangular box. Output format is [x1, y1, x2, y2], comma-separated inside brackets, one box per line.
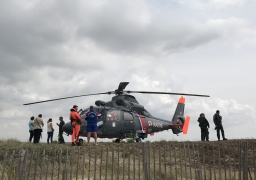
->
[106, 110, 121, 121]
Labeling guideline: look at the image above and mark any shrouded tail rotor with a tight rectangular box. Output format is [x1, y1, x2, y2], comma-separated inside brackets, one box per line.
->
[182, 116, 190, 134]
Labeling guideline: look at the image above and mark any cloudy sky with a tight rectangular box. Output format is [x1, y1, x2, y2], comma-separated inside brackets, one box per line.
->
[1, 0, 256, 143]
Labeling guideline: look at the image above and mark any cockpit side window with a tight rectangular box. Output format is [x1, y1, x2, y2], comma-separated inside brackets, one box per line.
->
[124, 112, 134, 121]
[107, 110, 121, 121]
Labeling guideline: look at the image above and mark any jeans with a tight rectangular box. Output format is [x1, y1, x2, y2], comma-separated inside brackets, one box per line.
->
[59, 131, 65, 143]
[47, 131, 53, 144]
[34, 129, 42, 144]
[216, 124, 225, 140]
[200, 127, 209, 141]
[29, 130, 34, 142]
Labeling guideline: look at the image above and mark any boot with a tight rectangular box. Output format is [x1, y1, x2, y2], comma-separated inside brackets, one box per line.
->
[223, 138, 228, 140]
[71, 142, 76, 146]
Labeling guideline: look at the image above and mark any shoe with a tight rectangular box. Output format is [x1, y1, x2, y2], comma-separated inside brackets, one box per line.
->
[71, 142, 76, 146]
[76, 142, 81, 146]
[218, 139, 220, 141]
[223, 138, 228, 140]
[206, 140, 209, 141]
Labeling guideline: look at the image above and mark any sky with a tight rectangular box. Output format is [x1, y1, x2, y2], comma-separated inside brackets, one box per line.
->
[0, 0, 256, 143]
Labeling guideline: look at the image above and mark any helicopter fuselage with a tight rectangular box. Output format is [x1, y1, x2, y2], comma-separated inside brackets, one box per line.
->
[62, 96, 187, 141]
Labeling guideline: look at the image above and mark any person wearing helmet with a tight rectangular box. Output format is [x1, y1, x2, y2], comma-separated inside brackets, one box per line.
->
[70, 105, 82, 146]
[197, 113, 210, 141]
[213, 110, 227, 141]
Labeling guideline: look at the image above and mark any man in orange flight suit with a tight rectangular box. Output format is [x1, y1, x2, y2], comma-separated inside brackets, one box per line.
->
[70, 105, 82, 146]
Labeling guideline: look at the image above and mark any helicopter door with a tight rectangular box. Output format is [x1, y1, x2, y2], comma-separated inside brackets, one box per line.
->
[103, 110, 122, 136]
[122, 112, 135, 136]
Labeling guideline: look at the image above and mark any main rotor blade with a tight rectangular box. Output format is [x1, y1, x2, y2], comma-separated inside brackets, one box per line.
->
[118, 82, 129, 91]
[23, 92, 113, 105]
[124, 91, 210, 97]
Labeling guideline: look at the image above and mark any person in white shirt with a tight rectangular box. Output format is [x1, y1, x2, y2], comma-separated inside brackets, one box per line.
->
[47, 118, 54, 144]
[32, 114, 44, 144]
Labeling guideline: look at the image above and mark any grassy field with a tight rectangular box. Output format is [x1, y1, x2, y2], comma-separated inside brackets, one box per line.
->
[0, 139, 255, 180]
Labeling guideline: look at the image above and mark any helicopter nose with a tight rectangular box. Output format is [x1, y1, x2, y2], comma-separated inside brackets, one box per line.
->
[62, 122, 73, 135]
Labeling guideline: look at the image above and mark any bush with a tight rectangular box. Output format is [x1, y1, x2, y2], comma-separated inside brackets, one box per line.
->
[122, 151, 129, 158]
[0, 138, 21, 143]
[126, 138, 135, 143]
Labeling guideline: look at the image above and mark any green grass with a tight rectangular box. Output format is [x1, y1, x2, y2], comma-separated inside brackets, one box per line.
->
[0, 138, 21, 143]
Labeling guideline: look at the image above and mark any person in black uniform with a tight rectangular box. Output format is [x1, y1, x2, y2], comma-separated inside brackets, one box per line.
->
[198, 113, 210, 141]
[213, 110, 227, 141]
[56, 116, 65, 144]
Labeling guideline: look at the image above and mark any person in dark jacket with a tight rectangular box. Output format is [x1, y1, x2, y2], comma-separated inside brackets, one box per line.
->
[213, 110, 227, 141]
[198, 113, 210, 141]
[56, 116, 65, 144]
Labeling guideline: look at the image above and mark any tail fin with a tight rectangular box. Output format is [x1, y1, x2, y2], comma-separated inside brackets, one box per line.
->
[171, 96, 185, 123]
[171, 97, 186, 134]
[182, 116, 190, 134]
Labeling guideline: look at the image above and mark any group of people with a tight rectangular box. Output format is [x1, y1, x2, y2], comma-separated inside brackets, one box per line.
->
[70, 105, 100, 146]
[197, 110, 228, 141]
[28, 105, 100, 146]
[28, 114, 65, 144]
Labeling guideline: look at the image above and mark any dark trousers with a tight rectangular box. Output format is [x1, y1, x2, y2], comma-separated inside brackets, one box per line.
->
[47, 131, 53, 144]
[59, 131, 65, 143]
[216, 124, 225, 140]
[29, 130, 34, 142]
[201, 127, 209, 141]
[34, 129, 42, 144]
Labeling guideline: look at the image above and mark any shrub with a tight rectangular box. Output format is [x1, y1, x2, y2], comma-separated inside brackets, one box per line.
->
[122, 151, 129, 158]
[126, 138, 135, 143]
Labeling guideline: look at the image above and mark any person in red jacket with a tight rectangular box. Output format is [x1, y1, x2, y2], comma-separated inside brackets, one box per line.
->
[70, 105, 82, 146]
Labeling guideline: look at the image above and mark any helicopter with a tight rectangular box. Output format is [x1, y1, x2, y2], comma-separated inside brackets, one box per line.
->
[24, 82, 210, 143]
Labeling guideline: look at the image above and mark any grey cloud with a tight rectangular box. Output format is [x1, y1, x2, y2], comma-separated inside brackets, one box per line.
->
[77, 16, 221, 55]
[0, 0, 255, 142]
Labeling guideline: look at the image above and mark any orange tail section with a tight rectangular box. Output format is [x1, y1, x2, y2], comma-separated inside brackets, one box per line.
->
[182, 116, 190, 134]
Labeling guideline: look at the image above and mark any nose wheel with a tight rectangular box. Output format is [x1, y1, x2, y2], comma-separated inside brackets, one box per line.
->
[79, 139, 84, 145]
[135, 138, 141, 143]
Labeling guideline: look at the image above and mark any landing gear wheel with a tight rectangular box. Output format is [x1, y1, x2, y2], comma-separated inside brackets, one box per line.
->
[115, 139, 121, 143]
[136, 138, 141, 143]
[79, 139, 84, 145]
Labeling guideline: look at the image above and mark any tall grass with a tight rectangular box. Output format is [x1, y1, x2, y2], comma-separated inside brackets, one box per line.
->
[0, 138, 21, 143]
